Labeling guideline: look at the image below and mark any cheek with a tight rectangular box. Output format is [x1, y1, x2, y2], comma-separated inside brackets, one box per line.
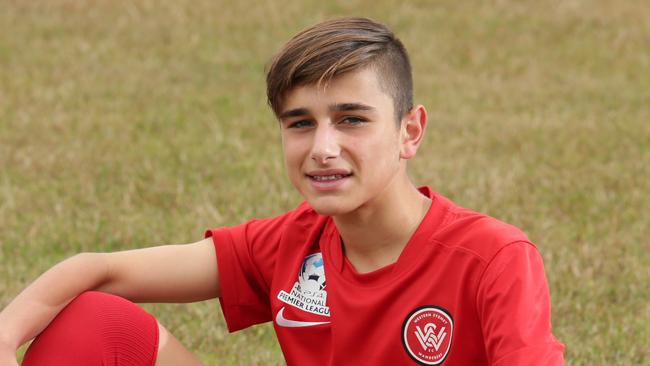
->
[369, 131, 401, 160]
[282, 138, 308, 175]
[378, 143, 403, 180]
[352, 137, 401, 178]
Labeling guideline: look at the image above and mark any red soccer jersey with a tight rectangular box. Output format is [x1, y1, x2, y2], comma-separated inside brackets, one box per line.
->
[205, 187, 565, 365]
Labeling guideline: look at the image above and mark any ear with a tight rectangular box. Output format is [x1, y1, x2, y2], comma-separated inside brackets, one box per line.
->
[399, 105, 427, 160]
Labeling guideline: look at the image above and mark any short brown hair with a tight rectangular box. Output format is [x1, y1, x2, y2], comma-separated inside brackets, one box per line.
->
[266, 17, 413, 122]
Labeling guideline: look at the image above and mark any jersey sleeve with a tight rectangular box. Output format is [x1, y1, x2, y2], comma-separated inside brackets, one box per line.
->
[476, 242, 565, 365]
[205, 212, 293, 332]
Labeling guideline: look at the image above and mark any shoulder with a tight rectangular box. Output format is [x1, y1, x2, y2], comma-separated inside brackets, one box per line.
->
[431, 195, 534, 263]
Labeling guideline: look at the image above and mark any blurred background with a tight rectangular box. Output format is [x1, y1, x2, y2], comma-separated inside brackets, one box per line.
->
[1, 0, 648, 364]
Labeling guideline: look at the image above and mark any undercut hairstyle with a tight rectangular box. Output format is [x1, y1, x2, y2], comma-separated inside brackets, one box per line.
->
[266, 17, 413, 123]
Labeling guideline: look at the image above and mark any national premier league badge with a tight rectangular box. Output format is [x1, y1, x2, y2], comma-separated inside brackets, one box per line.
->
[277, 253, 330, 316]
[401, 305, 454, 365]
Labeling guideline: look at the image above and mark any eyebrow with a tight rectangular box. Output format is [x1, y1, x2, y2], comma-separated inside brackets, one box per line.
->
[279, 103, 376, 120]
[331, 103, 376, 113]
[279, 107, 310, 120]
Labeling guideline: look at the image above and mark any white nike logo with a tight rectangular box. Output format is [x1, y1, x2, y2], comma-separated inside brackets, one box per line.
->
[275, 307, 330, 328]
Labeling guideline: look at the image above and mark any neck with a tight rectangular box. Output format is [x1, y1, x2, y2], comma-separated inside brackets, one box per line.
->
[333, 175, 431, 273]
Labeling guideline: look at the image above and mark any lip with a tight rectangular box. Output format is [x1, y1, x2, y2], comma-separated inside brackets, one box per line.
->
[306, 169, 352, 177]
[305, 169, 353, 191]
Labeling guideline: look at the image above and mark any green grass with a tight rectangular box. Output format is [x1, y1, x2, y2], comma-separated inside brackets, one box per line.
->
[1, 0, 648, 364]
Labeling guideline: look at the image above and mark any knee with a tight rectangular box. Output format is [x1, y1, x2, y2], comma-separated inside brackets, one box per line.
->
[22, 291, 159, 366]
[65, 291, 143, 320]
[37, 291, 150, 338]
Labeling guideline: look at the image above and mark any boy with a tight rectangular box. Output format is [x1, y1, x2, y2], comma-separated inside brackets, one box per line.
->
[0, 17, 564, 365]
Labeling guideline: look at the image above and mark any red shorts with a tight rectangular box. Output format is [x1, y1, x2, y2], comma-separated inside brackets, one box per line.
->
[22, 291, 159, 366]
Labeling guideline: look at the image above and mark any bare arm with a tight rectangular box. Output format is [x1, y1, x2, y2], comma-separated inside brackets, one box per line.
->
[0, 237, 218, 354]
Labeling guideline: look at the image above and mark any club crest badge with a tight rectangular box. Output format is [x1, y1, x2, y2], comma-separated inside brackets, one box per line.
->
[402, 305, 453, 365]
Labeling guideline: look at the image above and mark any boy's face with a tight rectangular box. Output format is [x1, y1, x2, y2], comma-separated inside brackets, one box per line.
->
[278, 67, 409, 216]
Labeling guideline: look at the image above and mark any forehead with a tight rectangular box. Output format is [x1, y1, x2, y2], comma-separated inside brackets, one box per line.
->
[280, 68, 394, 117]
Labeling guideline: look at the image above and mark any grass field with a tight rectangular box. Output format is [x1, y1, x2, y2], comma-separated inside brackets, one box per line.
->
[1, 0, 648, 364]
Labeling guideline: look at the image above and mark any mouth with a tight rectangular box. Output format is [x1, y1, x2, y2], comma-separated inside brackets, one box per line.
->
[305, 170, 353, 190]
[307, 173, 352, 182]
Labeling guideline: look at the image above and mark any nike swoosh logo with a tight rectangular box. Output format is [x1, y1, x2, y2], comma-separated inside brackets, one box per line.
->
[275, 307, 330, 328]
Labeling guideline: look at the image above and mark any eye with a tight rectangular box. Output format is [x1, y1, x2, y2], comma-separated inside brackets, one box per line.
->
[340, 116, 366, 126]
[287, 120, 314, 129]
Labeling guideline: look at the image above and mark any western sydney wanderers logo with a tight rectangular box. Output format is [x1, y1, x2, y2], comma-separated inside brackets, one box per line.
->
[402, 305, 453, 365]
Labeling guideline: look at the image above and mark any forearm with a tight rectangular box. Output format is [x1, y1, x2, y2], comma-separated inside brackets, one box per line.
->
[0, 252, 110, 351]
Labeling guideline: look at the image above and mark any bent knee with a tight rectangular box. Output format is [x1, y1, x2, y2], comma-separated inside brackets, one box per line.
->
[22, 291, 159, 366]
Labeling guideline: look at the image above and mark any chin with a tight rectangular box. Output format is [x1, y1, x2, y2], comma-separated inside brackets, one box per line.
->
[306, 197, 356, 217]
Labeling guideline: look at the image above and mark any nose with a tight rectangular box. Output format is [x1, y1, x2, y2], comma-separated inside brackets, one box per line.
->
[310, 123, 340, 164]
